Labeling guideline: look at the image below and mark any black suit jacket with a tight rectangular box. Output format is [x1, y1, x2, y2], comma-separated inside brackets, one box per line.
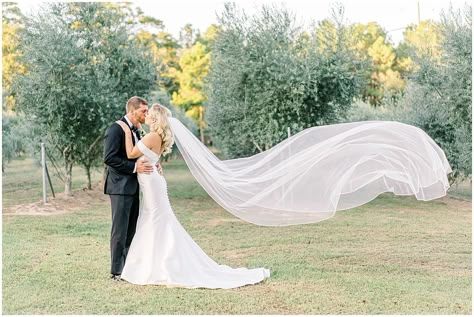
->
[103, 118, 139, 195]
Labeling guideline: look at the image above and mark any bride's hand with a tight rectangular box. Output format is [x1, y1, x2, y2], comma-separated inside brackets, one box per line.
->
[116, 120, 131, 134]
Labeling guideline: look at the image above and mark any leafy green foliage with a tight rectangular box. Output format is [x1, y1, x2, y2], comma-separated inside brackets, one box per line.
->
[348, 22, 405, 106]
[206, 4, 365, 158]
[150, 90, 198, 135]
[398, 5, 472, 182]
[2, 2, 25, 111]
[179, 23, 200, 49]
[13, 2, 156, 193]
[149, 89, 199, 161]
[2, 113, 26, 172]
[134, 11, 181, 98]
[171, 26, 218, 142]
[396, 20, 442, 75]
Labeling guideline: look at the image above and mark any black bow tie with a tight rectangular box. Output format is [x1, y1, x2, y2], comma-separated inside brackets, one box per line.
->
[131, 125, 139, 134]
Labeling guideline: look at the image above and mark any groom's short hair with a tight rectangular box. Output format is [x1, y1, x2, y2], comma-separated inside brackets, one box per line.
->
[126, 96, 148, 112]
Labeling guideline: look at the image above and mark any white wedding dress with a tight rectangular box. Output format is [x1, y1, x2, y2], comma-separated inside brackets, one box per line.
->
[120, 141, 270, 289]
[121, 117, 451, 288]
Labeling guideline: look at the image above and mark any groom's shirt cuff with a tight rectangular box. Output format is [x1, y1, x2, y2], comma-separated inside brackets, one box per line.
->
[133, 163, 137, 173]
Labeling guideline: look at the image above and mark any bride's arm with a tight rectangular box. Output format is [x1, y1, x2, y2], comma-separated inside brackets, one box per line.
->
[115, 121, 143, 159]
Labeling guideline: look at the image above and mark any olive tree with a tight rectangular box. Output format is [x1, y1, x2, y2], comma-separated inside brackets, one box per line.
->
[14, 2, 156, 193]
[206, 4, 365, 158]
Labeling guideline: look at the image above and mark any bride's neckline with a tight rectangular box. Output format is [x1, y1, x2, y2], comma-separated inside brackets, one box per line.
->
[147, 146, 162, 157]
[138, 140, 162, 158]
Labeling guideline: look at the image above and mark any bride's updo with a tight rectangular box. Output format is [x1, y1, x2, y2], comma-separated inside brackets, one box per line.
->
[148, 103, 174, 156]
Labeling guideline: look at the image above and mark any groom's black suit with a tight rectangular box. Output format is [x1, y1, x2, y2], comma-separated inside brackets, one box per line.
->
[103, 117, 141, 275]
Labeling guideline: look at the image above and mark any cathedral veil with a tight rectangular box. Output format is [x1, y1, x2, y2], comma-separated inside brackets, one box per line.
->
[169, 117, 452, 226]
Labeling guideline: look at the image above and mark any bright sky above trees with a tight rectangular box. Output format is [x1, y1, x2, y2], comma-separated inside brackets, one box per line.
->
[17, 0, 467, 45]
[133, 0, 466, 45]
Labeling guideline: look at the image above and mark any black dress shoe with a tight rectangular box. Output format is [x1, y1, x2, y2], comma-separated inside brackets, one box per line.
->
[110, 274, 122, 281]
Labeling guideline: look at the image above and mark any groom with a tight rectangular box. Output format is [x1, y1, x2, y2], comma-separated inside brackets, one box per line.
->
[103, 96, 162, 281]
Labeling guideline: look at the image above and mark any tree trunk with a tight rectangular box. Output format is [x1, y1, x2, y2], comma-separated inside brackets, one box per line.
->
[64, 160, 73, 196]
[199, 106, 205, 144]
[252, 141, 263, 152]
[85, 165, 92, 190]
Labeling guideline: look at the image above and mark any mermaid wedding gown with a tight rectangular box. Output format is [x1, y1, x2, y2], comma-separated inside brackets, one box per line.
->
[121, 118, 451, 288]
[120, 141, 270, 288]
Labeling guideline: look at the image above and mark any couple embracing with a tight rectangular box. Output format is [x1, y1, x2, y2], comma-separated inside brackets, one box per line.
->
[103, 96, 270, 289]
[103, 95, 451, 289]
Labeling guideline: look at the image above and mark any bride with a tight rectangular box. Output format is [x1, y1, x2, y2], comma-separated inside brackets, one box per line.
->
[116, 104, 270, 289]
[116, 102, 451, 288]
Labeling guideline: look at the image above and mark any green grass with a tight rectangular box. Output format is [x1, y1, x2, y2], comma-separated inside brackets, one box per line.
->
[2, 158, 104, 207]
[2, 159, 472, 314]
[449, 180, 473, 200]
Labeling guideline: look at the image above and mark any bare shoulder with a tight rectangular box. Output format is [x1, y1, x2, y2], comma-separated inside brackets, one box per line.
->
[141, 132, 162, 148]
[147, 132, 162, 142]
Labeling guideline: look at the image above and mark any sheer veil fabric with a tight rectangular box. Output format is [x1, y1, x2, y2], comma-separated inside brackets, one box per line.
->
[169, 118, 452, 226]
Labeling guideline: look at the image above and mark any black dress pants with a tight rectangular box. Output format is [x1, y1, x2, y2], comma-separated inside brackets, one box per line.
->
[109, 193, 139, 275]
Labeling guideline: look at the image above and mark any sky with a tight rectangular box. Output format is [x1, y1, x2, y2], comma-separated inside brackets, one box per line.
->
[16, 0, 468, 45]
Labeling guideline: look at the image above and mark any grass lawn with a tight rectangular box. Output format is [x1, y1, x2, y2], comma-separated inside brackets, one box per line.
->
[2, 158, 104, 207]
[2, 158, 472, 314]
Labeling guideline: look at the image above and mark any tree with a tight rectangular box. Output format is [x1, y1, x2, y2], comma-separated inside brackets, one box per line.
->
[171, 25, 218, 143]
[136, 26, 181, 98]
[348, 22, 404, 106]
[132, 8, 182, 97]
[396, 20, 441, 76]
[179, 23, 199, 48]
[206, 4, 364, 158]
[1, 113, 30, 172]
[154, 31, 181, 96]
[2, 2, 25, 111]
[171, 42, 210, 143]
[14, 2, 156, 194]
[149, 90, 198, 161]
[399, 5, 472, 182]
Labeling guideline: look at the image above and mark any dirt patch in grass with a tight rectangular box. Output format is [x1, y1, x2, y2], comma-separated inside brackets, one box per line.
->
[207, 217, 245, 227]
[2, 182, 108, 216]
[438, 195, 472, 210]
[3, 179, 470, 219]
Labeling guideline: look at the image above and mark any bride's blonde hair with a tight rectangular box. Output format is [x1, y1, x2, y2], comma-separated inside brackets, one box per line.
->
[148, 103, 174, 156]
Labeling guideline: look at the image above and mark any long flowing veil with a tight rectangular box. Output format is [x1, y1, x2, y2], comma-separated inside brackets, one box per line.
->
[169, 118, 452, 226]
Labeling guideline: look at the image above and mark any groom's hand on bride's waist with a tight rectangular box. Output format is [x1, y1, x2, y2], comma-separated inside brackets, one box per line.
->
[136, 160, 154, 174]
